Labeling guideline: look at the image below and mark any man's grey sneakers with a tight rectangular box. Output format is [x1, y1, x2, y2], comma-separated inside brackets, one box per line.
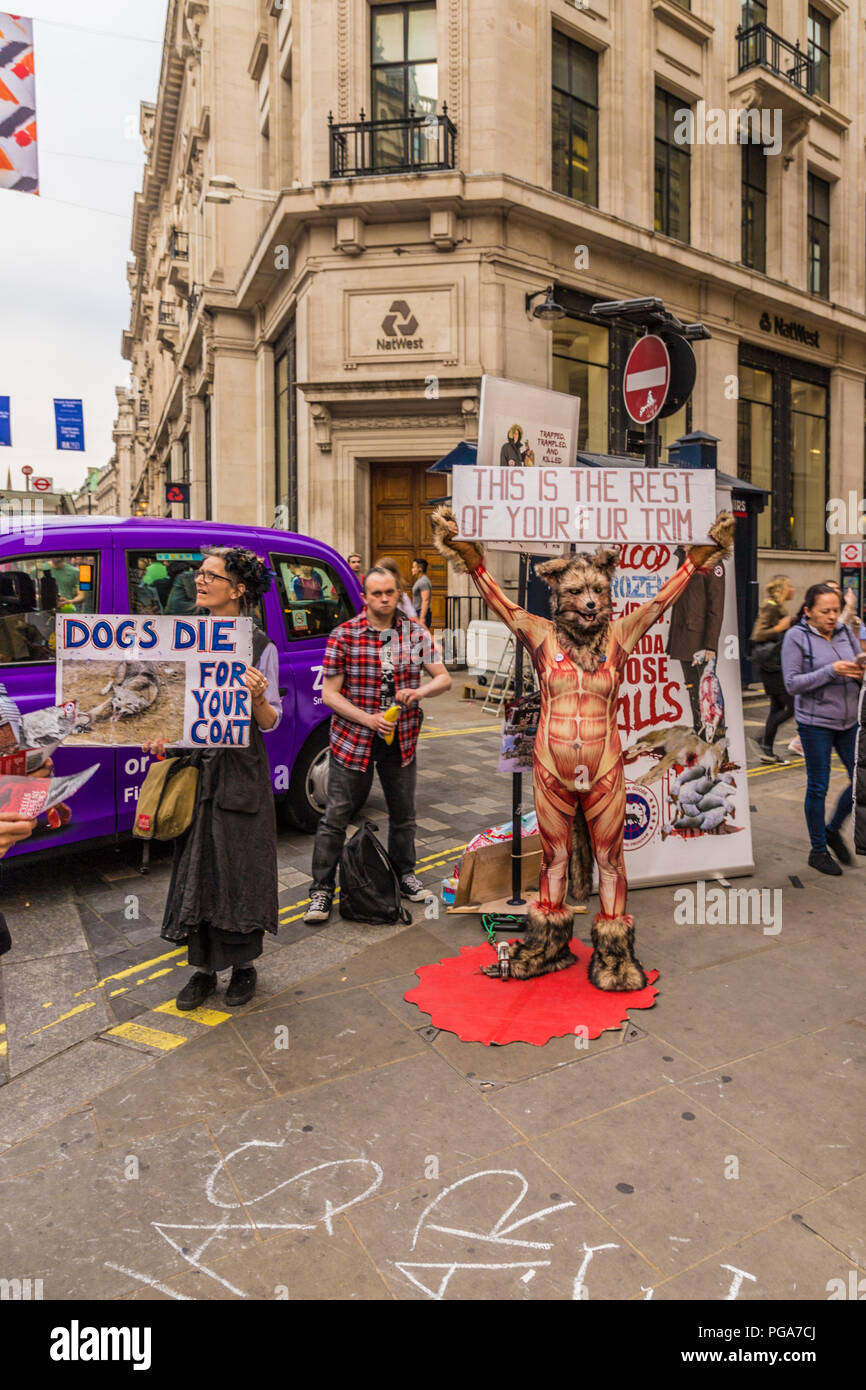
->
[400, 873, 432, 902]
[304, 889, 333, 923]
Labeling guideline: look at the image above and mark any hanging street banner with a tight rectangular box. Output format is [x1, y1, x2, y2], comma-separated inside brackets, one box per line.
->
[0, 395, 10, 446]
[0, 13, 38, 195]
[56, 615, 254, 749]
[54, 398, 85, 452]
[453, 465, 717, 546]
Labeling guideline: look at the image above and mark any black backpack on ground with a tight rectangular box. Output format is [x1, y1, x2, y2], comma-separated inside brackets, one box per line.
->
[339, 822, 412, 925]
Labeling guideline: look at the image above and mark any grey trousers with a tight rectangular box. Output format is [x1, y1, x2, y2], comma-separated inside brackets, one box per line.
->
[311, 740, 417, 892]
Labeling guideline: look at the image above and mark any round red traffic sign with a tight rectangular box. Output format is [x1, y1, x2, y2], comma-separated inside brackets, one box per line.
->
[32, 477, 51, 492]
[20, 465, 33, 476]
[623, 334, 671, 424]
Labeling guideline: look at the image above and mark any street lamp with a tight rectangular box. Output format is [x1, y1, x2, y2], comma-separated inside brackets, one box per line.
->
[524, 285, 566, 326]
[203, 176, 280, 205]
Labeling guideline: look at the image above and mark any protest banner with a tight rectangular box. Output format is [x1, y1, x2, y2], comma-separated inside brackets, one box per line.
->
[452, 465, 718, 547]
[56, 615, 254, 748]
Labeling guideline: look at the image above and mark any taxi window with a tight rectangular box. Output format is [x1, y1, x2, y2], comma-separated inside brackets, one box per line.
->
[272, 555, 354, 641]
[125, 550, 265, 628]
[0, 553, 98, 666]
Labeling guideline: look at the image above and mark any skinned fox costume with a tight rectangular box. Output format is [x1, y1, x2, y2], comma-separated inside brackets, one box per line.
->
[431, 505, 735, 988]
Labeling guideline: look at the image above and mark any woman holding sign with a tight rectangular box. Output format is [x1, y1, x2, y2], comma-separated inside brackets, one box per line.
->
[144, 548, 281, 1009]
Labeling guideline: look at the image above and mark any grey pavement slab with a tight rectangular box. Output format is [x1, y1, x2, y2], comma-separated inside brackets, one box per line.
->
[210, 1051, 521, 1205]
[91, 1025, 275, 1144]
[121, 1218, 388, 1300]
[0, 1106, 99, 1179]
[75, 902, 130, 958]
[0, 1122, 260, 1300]
[289, 925, 447, 997]
[243, 935, 360, 1006]
[429, 1016, 625, 1087]
[1, 901, 87, 963]
[348, 1145, 657, 1301]
[3, 951, 109, 1076]
[650, 1214, 858, 1300]
[0, 1040, 151, 1147]
[232, 987, 426, 1094]
[489, 1035, 701, 1137]
[677, 1024, 866, 1188]
[531, 1087, 821, 1274]
[796, 1175, 866, 1269]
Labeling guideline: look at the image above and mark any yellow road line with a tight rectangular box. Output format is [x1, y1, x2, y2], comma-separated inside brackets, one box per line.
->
[419, 725, 500, 740]
[0, 1023, 5, 1034]
[154, 999, 231, 1026]
[26, 1001, 96, 1038]
[277, 843, 470, 917]
[145, 968, 174, 981]
[0, 1040, 6, 1058]
[72, 947, 187, 999]
[106, 1022, 187, 1051]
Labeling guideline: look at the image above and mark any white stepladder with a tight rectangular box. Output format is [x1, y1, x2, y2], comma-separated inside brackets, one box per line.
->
[482, 635, 517, 715]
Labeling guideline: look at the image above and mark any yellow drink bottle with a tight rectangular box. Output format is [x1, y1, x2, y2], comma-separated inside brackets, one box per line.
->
[381, 704, 401, 745]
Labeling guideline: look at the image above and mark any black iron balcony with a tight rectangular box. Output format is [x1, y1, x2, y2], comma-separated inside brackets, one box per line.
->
[168, 229, 189, 259]
[736, 23, 814, 96]
[328, 105, 457, 178]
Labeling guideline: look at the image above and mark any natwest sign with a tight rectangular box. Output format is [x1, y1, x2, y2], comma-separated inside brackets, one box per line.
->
[345, 287, 456, 363]
[759, 311, 820, 349]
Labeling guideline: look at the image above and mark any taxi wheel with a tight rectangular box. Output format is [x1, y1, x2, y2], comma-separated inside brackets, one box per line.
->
[281, 724, 331, 833]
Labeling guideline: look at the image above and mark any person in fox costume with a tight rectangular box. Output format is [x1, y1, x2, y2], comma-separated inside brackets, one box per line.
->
[431, 505, 735, 988]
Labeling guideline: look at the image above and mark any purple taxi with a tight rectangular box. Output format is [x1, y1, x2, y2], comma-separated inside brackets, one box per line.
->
[0, 516, 363, 860]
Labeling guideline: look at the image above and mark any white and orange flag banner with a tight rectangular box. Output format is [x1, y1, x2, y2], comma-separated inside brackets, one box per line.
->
[0, 13, 38, 194]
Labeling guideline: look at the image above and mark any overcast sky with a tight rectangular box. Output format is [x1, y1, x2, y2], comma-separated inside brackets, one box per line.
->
[0, 1, 168, 493]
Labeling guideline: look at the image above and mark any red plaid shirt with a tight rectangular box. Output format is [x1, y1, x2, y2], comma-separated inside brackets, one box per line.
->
[323, 612, 438, 769]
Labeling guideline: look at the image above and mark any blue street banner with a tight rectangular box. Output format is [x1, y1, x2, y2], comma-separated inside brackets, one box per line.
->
[54, 399, 85, 452]
[0, 396, 10, 446]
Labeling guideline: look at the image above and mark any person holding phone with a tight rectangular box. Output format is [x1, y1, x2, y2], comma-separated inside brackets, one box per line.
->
[781, 583, 863, 875]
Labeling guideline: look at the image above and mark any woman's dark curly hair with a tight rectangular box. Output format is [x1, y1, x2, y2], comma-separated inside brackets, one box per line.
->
[203, 546, 273, 613]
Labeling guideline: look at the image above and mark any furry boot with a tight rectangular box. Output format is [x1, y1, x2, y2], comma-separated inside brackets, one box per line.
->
[483, 901, 576, 980]
[588, 913, 647, 991]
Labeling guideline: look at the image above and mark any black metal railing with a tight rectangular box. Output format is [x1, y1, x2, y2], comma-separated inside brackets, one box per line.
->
[736, 23, 814, 95]
[158, 300, 178, 326]
[443, 595, 488, 669]
[328, 105, 457, 178]
[169, 228, 189, 259]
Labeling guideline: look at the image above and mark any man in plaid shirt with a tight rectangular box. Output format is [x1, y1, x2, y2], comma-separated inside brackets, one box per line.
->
[305, 565, 451, 922]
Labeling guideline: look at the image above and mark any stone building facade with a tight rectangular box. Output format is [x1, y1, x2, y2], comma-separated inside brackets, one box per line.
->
[117, 0, 866, 618]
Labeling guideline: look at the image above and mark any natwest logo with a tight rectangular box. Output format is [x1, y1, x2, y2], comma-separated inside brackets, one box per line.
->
[759, 310, 819, 349]
[377, 299, 424, 350]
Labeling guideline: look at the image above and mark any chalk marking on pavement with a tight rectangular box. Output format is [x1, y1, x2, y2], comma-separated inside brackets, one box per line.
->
[26, 1001, 96, 1037]
[154, 999, 232, 1026]
[106, 1022, 188, 1051]
[103, 1261, 193, 1301]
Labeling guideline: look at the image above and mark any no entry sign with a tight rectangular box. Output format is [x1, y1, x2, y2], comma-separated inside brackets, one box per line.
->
[624, 335, 670, 424]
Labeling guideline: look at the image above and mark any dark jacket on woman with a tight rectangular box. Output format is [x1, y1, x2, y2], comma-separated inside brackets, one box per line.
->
[161, 627, 279, 939]
[853, 682, 866, 856]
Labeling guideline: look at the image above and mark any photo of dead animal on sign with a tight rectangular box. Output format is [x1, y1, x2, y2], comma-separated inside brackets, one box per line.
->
[57, 614, 254, 748]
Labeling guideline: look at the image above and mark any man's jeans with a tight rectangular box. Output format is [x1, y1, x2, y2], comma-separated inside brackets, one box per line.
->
[797, 721, 857, 852]
[311, 739, 417, 893]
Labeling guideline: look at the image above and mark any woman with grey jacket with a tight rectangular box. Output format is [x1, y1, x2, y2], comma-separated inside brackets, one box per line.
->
[781, 583, 865, 875]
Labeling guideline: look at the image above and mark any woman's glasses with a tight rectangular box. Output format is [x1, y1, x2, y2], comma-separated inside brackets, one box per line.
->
[194, 569, 230, 586]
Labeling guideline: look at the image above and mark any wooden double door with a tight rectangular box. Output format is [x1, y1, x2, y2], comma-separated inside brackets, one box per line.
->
[370, 462, 449, 629]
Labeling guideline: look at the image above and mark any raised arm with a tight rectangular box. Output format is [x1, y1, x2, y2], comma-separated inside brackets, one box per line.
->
[614, 511, 736, 656]
[430, 505, 550, 651]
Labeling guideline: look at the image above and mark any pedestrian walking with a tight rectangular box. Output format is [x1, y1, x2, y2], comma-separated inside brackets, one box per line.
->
[304, 564, 451, 923]
[411, 557, 433, 628]
[375, 555, 417, 619]
[750, 575, 795, 763]
[781, 582, 865, 876]
[143, 547, 282, 1008]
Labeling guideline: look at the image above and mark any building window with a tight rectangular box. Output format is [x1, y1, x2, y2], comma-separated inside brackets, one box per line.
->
[807, 173, 830, 299]
[654, 89, 690, 243]
[274, 320, 297, 532]
[204, 394, 212, 521]
[807, 6, 831, 102]
[790, 379, 827, 551]
[551, 32, 598, 207]
[180, 432, 190, 519]
[739, 0, 767, 67]
[741, 143, 767, 272]
[551, 317, 608, 451]
[371, 1, 437, 170]
[737, 365, 773, 549]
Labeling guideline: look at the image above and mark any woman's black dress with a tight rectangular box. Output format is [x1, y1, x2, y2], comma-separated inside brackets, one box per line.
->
[160, 629, 279, 971]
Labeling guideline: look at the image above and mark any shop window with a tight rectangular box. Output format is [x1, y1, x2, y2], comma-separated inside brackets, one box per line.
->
[0, 553, 98, 665]
[737, 366, 773, 549]
[552, 32, 598, 207]
[789, 379, 827, 551]
[272, 554, 355, 641]
[654, 89, 690, 243]
[551, 316, 609, 451]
